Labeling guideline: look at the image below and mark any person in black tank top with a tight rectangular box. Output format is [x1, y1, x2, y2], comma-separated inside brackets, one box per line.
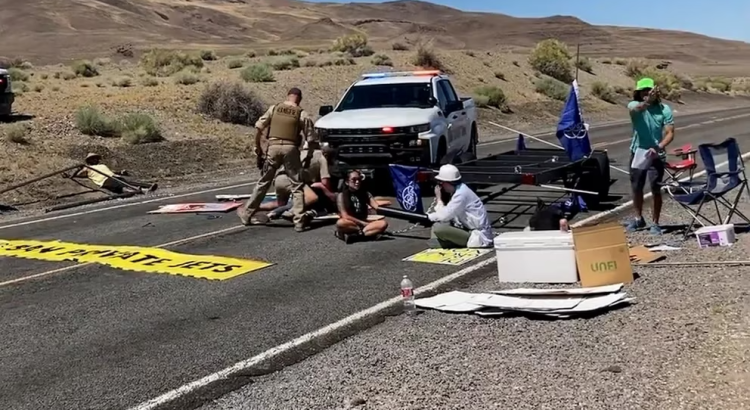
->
[335, 170, 388, 243]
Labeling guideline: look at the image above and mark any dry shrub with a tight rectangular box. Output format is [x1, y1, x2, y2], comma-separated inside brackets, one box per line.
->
[575, 57, 593, 74]
[528, 39, 573, 83]
[71, 60, 99, 77]
[75, 105, 120, 138]
[240, 64, 274, 83]
[4, 123, 30, 144]
[590, 81, 617, 103]
[371, 54, 392, 66]
[534, 77, 568, 101]
[197, 81, 265, 126]
[331, 34, 374, 57]
[140, 49, 203, 77]
[473, 86, 508, 110]
[392, 42, 409, 51]
[413, 45, 445, 71]
[120, 113, 163, 145]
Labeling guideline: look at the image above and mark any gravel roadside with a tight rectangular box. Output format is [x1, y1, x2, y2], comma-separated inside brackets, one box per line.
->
[198, 194, 750, 410]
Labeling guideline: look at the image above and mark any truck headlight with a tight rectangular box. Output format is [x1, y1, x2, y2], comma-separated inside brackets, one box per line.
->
[408, 124, 431, 133]
[408, 140, 423, 147]
[315, 128, 329, 138]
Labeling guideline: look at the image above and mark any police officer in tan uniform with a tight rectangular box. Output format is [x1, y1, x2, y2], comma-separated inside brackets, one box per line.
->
[237, 87, 315, 231]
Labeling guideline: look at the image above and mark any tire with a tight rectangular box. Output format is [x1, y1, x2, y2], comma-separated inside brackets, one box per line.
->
[437, 137, 450, 165]
[576, 151, 611, 208]
[468, 124, 478, 160]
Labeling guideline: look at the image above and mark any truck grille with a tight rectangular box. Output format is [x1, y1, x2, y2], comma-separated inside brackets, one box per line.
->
[326, 126, 413, 136]
[338, 145, 388, 155]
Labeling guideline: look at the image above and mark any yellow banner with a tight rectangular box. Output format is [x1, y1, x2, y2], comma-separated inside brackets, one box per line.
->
[0, 239, 272, 280]
[403, 248, 492, 266]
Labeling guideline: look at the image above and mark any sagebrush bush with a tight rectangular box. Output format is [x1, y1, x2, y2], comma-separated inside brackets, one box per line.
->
[8, 68, 28, 82]
[590, 81, 616, 103]
[139, 49, 203, 77]
[391, 42, 409, 51]
[270, 57, 300, 71]
[72, 60, 99, 77]
[4, 123, 29, 144]
[331, 34, 374, 57]
[240, 64, 274, 83]
[625, 59, 650, 78]
[227, 59, 244, 69]
[197, 81, 266, 126]
[141, 77, 159, 87]
[200, 50, 217, 61]
[112, 77, 132, 87]
[575, 57, 593, 74]
[534, 77, 569, 101]
[13, 82, 28, 93]
[120, 112, 163, 145]
[709, 77, 732, 92]
[528, 39, 574, 83]
[413, 45, 444, 71]
[75, 105, 120, 138]
[174, 70, 200, 85]
[474, 86, 507, 109]
[371, 54, 393, 66]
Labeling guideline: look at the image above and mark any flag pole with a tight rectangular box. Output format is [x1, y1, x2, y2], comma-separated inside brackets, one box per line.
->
[576, 43, 581, 81]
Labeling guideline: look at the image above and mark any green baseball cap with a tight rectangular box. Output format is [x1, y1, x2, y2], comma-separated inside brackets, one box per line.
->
[636, 77, 655, 90]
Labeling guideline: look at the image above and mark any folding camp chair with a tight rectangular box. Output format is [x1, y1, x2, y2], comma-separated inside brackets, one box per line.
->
[669, 138, 750, 239]
[663, 144, 698, 195]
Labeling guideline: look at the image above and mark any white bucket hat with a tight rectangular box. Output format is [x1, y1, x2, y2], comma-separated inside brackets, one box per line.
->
[434, 164, 461, 182]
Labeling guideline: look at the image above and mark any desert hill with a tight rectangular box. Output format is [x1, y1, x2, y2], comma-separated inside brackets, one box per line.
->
[3, 0, 750, 71]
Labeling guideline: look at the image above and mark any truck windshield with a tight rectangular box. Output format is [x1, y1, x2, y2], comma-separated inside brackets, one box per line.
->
[335, 83, 433, 111]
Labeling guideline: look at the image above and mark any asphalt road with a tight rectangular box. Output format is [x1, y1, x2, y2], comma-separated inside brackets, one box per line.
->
[2, 105, 750, 410]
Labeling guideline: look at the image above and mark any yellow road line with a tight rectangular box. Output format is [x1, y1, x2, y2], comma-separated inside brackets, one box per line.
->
[0, 225, 244, 288]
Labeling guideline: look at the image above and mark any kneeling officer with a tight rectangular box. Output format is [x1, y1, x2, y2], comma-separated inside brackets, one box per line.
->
[237, 87, 315, 232]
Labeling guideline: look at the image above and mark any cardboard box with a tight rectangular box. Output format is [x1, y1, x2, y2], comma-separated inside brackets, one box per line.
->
[572, 223, 634, 287]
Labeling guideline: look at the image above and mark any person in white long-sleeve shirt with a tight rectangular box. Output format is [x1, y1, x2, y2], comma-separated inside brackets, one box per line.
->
[427, 164, 493, 248]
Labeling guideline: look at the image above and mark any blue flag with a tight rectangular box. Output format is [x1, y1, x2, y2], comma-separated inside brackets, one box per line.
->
[515, 134, 526, 153]
[556, 80, 592, 162]
[388, 164, 424, 213]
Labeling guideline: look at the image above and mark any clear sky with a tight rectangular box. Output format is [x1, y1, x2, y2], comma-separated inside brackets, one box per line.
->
[305, 0, 750, 42]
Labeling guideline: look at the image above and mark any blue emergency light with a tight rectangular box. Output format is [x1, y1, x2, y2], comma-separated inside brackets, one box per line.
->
[361, 70, 441, 79]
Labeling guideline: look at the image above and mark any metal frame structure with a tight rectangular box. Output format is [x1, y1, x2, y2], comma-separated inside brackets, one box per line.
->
[0, 164, 143, 213]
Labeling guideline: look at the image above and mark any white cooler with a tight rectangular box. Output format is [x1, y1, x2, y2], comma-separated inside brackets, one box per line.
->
[493, 230, 578, 283]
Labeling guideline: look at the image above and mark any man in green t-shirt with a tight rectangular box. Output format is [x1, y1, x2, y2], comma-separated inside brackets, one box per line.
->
[625, 77, 675, 234]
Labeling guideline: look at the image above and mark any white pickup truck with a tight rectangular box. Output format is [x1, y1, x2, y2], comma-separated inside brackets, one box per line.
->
[314, 70, 478, 182]
[0, 68, 13, 118]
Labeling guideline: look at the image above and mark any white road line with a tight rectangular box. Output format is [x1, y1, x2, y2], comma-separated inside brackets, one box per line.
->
[128, 150, 750, 410]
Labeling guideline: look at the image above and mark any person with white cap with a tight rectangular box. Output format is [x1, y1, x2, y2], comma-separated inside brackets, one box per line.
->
[427, 164, 493, 248]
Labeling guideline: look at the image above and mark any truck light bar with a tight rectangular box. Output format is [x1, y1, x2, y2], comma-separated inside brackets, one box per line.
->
[361, 70, 442, 79]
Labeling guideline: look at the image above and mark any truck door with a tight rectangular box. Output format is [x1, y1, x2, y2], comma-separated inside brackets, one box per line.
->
[434, 80, 459, 157]
[437, 80, 469, 156]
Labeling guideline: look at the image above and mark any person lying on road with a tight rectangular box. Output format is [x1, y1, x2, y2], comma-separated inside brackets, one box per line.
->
[335, 170, 388, 243]
[69, 153, 157, 194]
[427, 164, 493, 249]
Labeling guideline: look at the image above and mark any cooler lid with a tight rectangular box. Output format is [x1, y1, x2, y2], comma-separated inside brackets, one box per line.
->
[493, 230, 574, 248]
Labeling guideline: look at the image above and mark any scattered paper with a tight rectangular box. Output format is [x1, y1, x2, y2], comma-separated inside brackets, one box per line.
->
[416, 285, 633, 319]
[648, 245, 682, 252]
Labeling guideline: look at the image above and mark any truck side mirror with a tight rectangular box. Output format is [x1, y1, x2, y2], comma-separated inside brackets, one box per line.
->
[445, 100, 463, 113]
[318, 105, 333, 116]
[428, 96, 438, 106]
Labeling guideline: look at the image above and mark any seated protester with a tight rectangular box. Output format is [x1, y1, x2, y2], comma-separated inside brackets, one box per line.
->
[335, 170, 388, 243]
[71, 153, 157, 194]
[528, 199, 569, 232]
[427, 164, 493, 249]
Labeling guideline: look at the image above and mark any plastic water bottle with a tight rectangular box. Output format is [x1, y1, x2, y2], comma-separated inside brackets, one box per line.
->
[400, 275, 416, 315]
